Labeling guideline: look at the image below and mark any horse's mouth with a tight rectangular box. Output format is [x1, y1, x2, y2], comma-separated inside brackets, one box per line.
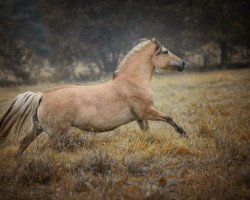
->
[177, 66, 185, 72]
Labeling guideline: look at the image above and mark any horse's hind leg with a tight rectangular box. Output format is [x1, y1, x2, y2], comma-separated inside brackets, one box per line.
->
[15, 122, 43, 158]
[137, 120, 150, 132]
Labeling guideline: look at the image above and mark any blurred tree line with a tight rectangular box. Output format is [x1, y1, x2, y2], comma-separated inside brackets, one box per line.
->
[0, 0, 249, 85]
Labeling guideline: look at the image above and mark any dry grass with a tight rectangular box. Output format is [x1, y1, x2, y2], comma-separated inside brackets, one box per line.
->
[0, 69, 249, 199]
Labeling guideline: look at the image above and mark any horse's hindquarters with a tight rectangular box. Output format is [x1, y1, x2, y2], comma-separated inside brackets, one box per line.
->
[37, 90, 77, 135]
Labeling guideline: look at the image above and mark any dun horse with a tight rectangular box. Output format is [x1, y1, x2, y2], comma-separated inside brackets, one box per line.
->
[0, 38, 187, 157]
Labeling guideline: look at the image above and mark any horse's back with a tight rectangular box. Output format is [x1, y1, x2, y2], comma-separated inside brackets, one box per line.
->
[44, 85, 77, 94]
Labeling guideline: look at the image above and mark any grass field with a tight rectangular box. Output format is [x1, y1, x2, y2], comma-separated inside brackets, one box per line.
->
[0, 69, 249, 200]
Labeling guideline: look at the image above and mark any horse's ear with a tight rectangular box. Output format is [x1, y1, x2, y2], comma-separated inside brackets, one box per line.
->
[151, 38, 161, 54]
[151, 37, 157, 44]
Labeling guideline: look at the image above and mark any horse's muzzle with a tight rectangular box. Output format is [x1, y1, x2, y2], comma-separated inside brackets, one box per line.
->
[177, 61, 185, 72]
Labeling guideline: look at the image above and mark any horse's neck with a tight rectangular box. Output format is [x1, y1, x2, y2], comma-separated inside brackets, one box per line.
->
[117, 51, 154, 86]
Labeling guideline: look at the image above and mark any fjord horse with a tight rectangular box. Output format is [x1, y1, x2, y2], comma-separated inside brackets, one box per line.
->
[0, 38, 187, 157]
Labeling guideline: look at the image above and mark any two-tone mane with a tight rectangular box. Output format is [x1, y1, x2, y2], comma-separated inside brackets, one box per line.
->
[113, 38, 162, 79]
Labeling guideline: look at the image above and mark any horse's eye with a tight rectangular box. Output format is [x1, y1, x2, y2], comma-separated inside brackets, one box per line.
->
[162, 50, 168, 54]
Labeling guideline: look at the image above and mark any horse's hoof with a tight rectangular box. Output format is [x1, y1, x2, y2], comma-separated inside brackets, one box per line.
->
[176, 127, 184, 134]
[180, 133, 189, 139]
[14, 151, 22, 159]
[14, 154, 19, 159]
[176, 127, 188, 139]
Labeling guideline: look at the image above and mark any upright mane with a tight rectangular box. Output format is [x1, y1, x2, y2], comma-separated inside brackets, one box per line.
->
[113, 38, 162, 79]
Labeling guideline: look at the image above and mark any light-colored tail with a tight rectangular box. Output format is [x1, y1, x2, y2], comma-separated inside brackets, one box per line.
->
[0, 92, 43, 144]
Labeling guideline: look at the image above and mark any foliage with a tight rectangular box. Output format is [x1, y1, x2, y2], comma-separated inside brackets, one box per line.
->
[15, 155, 56, 185]
[0, 0, 249, 84]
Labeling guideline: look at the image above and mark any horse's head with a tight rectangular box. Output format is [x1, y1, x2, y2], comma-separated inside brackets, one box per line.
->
[151, 38, 185, 72]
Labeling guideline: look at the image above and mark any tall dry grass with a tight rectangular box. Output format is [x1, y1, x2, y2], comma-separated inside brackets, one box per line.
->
[0, 69, 249, 199]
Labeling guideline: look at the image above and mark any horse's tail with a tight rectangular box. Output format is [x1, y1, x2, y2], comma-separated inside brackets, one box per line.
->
[0, 91, 43, 144]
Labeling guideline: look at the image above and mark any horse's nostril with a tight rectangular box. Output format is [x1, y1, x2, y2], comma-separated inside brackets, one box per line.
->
[183, 61, 185, 66]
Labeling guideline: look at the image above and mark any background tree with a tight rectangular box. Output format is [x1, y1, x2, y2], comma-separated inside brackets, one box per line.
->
[0, 0, 249, 85]
[0, 0, 48, 84]
[196, 0, 250, 67]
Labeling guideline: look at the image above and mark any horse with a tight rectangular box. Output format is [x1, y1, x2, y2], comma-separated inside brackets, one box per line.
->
[0, 38, 187, 157]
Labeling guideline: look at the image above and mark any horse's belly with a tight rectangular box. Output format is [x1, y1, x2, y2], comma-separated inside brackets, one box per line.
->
[76, 118, 133, 132]
[73, 106, 134, 132]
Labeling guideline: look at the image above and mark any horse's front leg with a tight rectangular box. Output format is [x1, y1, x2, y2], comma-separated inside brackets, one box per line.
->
[137, 120, 150, 132]
[142, 107, 187, 138]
